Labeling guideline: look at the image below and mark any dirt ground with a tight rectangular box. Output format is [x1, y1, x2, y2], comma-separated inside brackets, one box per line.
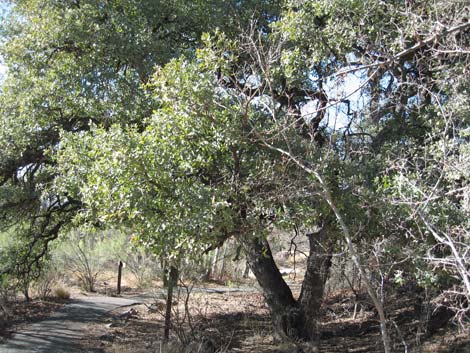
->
[1, 282, 468, 353]
[76, 287, 469, 353]
[1, 267, 468, 353]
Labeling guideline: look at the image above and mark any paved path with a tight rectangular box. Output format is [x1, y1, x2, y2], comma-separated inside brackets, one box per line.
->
[0, 295, 142, 353]
[0, 286, 259, 353]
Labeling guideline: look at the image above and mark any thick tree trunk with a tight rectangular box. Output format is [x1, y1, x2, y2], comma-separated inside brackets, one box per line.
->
[298, 226, 334, 339]
[23, 282, 30, 302]
[246, 237, 311, 341]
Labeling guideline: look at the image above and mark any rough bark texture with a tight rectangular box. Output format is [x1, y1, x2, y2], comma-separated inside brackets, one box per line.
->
[299, 226, 334, 339]
[245, 224, 334, 343]
[246, 237, 311, 341]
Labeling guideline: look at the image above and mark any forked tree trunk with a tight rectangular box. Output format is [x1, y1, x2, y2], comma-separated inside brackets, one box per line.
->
[298, 225, 334, 339]
[246, 237, 311, 341]
[246, 229, 333, 342]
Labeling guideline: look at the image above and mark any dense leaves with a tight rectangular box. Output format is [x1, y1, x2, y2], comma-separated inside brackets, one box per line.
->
[1, 0, 469, 343]
[0, 0, 282, 272]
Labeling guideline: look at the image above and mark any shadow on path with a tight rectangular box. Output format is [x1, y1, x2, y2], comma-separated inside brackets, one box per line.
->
[0, 296, 141, 353]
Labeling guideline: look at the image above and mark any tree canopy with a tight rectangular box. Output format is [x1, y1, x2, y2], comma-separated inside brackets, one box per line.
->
[1, 0, 469, 346]
[0, 0, 281, 276]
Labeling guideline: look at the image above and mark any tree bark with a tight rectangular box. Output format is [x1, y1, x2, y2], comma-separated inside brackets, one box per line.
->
[219, 242, 228, 279]
[246, 237, 311, 341]
[210, 247, 220, 280]
[163, 266, 178, 341]
[299, 225, 334, 340]
[23, 282, 31, 302]
[263, 144, 393, 353]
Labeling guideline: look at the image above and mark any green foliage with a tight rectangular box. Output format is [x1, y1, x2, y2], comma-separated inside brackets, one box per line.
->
[53, 228, 127, 291]
[1, 0, 469, 333]
[0, 0, 282, 280]
[55, 37, 241, 260]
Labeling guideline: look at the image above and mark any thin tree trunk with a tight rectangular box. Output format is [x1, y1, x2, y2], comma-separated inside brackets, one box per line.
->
[161, 257, 168, 288]
[243, 259, 250, 278]
[23, 282, 30, 302]
[211, 247, 220, 280]
[313, 173, 392, 353]
[219, 242, 228, 279]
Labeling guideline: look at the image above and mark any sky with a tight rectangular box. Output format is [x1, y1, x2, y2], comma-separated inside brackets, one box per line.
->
[0, 1, 369, 126]
[0, 61, 6, 81]
[301, 70, 368, 131]
[0, 48, 6, 83]
[0, 1, 10, 82]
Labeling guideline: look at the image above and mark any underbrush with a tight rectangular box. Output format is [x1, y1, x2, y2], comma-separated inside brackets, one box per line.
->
[78, 288, 468, 353]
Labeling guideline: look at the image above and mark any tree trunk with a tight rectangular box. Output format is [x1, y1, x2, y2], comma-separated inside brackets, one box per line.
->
[298, 225, 334, 340]
[219, 242, 228, 279]
[163, 266, 178, 341]
[23, 281, 30, 302]
[246, 237, 311, 341]
[161, 257, 169, 287]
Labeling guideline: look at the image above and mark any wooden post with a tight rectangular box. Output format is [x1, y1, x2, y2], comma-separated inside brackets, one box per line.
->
[117, 260, 123, 295]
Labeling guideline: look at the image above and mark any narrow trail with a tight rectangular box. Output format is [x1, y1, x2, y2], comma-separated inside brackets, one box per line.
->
[0, 296, 142, 353]
[0, 286, 258, 353]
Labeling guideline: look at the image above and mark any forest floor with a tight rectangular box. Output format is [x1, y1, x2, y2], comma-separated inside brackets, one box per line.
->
[77, 284, 469, 353]
[1, 279, 468, 353]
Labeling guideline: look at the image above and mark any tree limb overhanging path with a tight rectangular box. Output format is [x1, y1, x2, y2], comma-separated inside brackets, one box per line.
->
[0, 296, 142, 353]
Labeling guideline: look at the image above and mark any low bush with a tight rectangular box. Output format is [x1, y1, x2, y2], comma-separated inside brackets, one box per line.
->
[53, 286, 70, 300]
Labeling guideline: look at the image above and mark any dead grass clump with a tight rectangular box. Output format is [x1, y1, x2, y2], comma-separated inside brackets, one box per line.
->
[53, 286, 71, 299]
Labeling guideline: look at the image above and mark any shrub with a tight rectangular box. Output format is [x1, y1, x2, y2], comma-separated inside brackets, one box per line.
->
[53, 286, 70, 300]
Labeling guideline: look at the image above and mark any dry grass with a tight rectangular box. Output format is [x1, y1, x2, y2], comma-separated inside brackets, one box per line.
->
[53, 286, 71, 299]
[76, 286, 469, 353]
[75, 251, 468, 352]
[3, 259, 467, 352]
